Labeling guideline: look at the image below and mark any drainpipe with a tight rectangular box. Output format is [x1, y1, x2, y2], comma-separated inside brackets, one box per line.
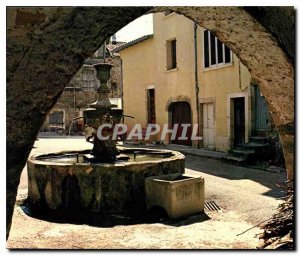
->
[238, 60, 242, 90]
[194, 22, 200, 149]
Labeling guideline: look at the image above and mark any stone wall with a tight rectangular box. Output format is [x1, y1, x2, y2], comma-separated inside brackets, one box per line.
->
[106, 56, 122, 98]
[244, 7, 295, 62]
[42, 53, 122, 134]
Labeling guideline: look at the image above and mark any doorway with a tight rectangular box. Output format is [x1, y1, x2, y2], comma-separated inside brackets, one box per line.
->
[147, 89, 156, 124]
[170, 102, 192, 146]
[233, 97, 245, 147]
[202, 103, 215, 149]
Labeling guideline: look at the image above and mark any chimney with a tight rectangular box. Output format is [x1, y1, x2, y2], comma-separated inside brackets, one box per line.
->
[111, 34, 117, 45]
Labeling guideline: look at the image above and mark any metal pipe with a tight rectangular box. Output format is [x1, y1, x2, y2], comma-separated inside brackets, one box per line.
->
[122, 115, 135, 119]
[72, 116, 84, 120]
[120, 58, 124, 124]
[194, 22, 200, 149]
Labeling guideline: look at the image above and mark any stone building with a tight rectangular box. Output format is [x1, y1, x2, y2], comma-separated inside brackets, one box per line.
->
[41, 40, 124, 135]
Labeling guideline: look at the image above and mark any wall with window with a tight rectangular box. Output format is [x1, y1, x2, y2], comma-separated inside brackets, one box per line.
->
[197, 26, 252, 150]
[120, 37, 156, 132]
[120, 12, 252, 150]
[42, 51, 123, 134]
[48, 111, 64, 125]
[152, 12, 197, 143]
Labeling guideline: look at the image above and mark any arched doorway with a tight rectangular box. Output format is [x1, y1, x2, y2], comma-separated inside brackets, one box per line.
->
[169, 102, 192, 146]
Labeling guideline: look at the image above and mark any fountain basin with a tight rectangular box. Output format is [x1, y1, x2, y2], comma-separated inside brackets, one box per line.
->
[145, 173, 204, 219]
[27, 147, 185, 216]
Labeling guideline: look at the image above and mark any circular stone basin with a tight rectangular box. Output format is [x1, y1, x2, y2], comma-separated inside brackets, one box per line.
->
[27, 147, 185, 216]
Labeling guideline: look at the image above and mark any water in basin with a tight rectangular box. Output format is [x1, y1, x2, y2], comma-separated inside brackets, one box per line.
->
[36, 151, 172, 164]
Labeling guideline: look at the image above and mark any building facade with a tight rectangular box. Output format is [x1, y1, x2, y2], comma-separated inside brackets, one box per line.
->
[41, 41, 124, 135]
[117, 12, 274, 152]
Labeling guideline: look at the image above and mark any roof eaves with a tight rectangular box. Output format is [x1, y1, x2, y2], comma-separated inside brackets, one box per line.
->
[112, 34, 153, 53]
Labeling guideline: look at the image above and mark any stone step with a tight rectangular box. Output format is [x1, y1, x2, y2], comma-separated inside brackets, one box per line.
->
[249, 136, 269, 144]
[229, 149, 255, 158]
[241, 142, 269, 150]
[222, 155, 247, 164]
[240, 142, 271, 162]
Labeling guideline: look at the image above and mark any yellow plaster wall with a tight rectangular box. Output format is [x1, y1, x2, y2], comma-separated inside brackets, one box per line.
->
[120, 12, 252, 151]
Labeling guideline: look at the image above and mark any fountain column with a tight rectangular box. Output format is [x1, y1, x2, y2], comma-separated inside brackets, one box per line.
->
[83, 63, 121, 162]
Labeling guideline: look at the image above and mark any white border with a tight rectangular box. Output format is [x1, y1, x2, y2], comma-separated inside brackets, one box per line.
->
[1, 2, 298, 255]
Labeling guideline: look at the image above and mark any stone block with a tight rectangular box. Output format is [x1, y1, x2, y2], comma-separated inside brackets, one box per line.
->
[145, 173, 204, 219]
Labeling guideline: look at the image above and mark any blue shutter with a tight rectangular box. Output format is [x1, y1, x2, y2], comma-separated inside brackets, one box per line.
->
[255, 86, 271, 131]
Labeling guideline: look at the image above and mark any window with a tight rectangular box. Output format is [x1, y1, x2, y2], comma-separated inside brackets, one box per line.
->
[81, 80, 96, 91]
[166, 39, 177, 70]
[111, 82, 117, 90]
[203, 30, 232, 68]
[49, 111, 64, 125]
[83, 70, 94, 81]
[111, 82, 118, 93]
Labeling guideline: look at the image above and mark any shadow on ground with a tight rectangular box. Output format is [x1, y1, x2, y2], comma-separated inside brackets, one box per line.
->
[184, 155, 287, 199]
[123, 144, 287, 199]
[20, 200, 210, 228]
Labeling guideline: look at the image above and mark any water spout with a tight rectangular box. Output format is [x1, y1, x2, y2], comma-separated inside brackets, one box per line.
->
[68, 116, 84, 138]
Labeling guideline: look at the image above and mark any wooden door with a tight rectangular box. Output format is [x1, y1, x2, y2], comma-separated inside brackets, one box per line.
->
[202, 103, 215, 149]
[171, 102, 192, 146]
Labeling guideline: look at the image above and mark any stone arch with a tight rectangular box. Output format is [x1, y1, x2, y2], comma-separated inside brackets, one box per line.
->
[165, 95, 192, 112]
[6, 7, 294, 238]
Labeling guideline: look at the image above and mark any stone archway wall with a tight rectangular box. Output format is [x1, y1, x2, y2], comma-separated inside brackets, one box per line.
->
[6, 6, 294, 238]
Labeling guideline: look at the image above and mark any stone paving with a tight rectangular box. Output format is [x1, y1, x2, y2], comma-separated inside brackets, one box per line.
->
[7, 138, 286, 249]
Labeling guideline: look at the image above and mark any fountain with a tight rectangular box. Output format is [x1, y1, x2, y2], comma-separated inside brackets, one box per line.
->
[27, 63, 185, 217]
